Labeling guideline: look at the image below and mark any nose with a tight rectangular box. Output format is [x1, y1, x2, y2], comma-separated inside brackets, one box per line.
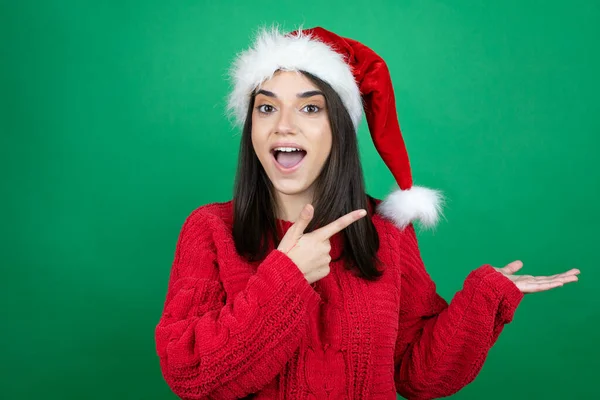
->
[275, 105, 295, 135]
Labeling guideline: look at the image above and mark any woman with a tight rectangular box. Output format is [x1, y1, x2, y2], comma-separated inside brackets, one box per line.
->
[155, 26, 579, 399]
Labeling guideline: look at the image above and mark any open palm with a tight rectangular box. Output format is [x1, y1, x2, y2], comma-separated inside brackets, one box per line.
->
[494, 260, 580, 293]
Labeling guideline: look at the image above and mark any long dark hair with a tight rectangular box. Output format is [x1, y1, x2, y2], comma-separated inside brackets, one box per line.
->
[232, 71, 383, 281]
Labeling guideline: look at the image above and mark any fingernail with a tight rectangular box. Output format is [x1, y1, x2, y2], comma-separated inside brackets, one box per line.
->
[358, 210, 367, 217]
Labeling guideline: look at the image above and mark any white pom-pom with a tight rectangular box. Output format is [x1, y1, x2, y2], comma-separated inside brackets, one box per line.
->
[376, 186, 444, 229]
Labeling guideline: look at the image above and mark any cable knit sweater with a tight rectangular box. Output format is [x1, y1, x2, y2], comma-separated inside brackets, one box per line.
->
[155, 198, 524, 399]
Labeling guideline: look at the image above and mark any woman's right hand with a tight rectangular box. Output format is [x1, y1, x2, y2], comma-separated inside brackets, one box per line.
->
[277, 204, 368, 284]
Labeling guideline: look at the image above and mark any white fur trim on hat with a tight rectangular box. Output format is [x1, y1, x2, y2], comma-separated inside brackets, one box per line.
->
[227, 26, 363, 128]
[376, 186, 444, 229]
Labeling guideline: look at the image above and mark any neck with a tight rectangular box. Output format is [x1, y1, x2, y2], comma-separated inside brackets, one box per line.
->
[275, 187, 315, 222]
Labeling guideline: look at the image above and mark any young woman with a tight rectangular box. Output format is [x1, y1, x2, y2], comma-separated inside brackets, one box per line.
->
[155, 26, 579, 399]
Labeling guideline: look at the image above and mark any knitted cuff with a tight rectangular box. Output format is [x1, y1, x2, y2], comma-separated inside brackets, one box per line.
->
[468, 265, 524, 324]
[252, 249, 321, 311]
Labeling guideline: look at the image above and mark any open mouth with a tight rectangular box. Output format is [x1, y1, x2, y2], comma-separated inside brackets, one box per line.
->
[271, 148, 307, 170]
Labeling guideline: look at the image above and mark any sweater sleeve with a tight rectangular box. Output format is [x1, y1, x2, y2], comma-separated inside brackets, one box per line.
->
[155, 209, 322, 400]
[392, 224, 524, 400]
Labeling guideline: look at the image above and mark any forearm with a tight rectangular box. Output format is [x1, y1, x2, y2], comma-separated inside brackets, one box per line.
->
[396, 265, 523, 399]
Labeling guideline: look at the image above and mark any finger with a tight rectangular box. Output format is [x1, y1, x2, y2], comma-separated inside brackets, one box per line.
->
[315, 209, 367, 240]
[499, 260, 523, 275]
[292, 204, 314, 237]
[536, 269, 581, 280]
[562, 268, 581, 276]
[528, 270, 580, 282]
[519, 281, 565, 293]
[532, 275, 579, 285]
[519, 275, 580, 293]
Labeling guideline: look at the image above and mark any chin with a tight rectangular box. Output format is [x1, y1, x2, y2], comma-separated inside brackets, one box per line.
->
[271, 180, 312, 196]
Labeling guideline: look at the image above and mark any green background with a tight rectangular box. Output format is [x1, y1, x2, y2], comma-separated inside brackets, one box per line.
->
[2, 1, 598, 398]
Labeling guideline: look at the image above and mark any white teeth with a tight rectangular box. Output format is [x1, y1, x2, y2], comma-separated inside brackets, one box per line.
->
[273, 147, 303, 152]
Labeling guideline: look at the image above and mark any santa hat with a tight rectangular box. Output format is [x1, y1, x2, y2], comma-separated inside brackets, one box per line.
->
[227, 25, 443, 229]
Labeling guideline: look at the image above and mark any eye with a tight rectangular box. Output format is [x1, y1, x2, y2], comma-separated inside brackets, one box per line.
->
[301, 104, 321, 114]
[256, 104, 275, 114]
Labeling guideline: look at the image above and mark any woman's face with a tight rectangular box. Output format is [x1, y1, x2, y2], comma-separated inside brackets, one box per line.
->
[251, 70, 332, 199]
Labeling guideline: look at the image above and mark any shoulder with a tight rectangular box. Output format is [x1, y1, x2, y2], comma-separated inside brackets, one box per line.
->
[371, 196, 431, 284]
[369, 194, 424, 274]
[178, 199, 234, 235]
[370, 195, 418, 244]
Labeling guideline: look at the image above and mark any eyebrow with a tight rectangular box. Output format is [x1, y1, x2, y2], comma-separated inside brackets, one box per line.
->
[256, 89, 324, 99]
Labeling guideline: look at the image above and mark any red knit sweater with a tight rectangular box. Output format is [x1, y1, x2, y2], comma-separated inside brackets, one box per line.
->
[155, 199, 524, 399]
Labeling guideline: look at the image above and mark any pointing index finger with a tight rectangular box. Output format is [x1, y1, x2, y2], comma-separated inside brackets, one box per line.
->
[315, 209, 367, 240]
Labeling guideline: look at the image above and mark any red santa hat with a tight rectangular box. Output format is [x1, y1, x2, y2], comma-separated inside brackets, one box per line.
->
[227, 26, 443, 229]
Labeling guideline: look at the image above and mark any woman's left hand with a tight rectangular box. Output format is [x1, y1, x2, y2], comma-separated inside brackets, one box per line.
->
[493, 261, 580, 293]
